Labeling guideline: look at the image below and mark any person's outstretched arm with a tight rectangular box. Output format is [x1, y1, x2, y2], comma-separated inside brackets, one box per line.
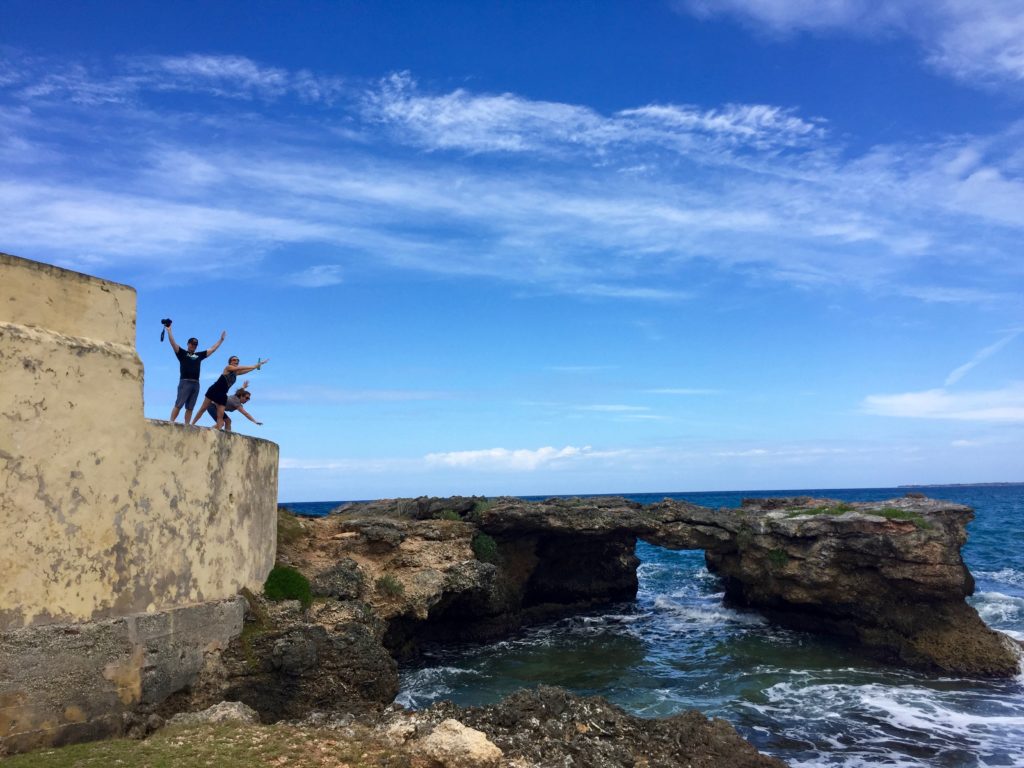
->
[236, 405, 262, 426]
[166, 324, 180, 353]
[226, 358, 270, 376]
[206, 331, 227, 356]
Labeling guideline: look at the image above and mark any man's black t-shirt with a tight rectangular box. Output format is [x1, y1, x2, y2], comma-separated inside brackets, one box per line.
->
[176, 348, 209, 380]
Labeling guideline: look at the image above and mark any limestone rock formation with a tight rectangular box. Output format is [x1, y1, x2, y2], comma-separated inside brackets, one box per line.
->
[164, 596, 399, 723]
[276, 493, 1019, 676]
[167, 700, 259, 727]
[420, 686, 786, 768]
[160, 492, 1016, 767]
[415, 718, 503, 767]
[684, 496, 1022, 676]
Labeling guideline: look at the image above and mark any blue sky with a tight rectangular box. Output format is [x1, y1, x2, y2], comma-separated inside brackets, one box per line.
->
[2, 0, 1022, 501]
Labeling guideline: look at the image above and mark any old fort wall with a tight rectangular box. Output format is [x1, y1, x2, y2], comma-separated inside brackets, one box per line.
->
[0, 252, 278, 751]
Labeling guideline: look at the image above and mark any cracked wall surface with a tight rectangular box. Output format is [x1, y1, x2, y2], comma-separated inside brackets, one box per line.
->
[0, 252, 279, 751]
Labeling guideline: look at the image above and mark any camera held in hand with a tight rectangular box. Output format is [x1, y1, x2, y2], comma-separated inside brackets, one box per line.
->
[160, 318, 172, 341]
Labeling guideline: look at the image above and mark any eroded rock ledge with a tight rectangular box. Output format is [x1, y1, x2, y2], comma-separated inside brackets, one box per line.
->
[163, 494, 1019, 765]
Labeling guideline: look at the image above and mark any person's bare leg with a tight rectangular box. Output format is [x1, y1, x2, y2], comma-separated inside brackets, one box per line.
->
[184, 408, 193, 424]
[215, 405, 226, 430]
[223, 416, 232, 432]
[170, 406, 180, 422]
[191, 398, 212, 425]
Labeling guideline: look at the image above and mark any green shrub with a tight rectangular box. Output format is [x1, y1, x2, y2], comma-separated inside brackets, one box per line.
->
[472, 532, 499, 563]
[786, 503, 854, 518]
[277, 507, 308, 546]
[767, 548, 789, 567]
[467, 498, 493, 522]
[875, 507, 932, 529]
[376, 574, 405, 597]
[434, 509, 462, 521]
[263, 565, 312, 609]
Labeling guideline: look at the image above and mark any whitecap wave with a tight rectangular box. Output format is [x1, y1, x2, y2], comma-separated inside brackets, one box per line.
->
[396, 665, 478, 708]
[971, 591, 1024, 627]
[974, 568, 1024, 589]
[752, 679, 1024, 767]
[652, 596, 766, 626]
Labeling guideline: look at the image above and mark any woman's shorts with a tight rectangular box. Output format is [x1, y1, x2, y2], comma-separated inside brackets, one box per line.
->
[175, 379, 201, 409]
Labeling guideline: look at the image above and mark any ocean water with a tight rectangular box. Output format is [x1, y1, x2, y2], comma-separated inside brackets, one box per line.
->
[286, 485, 1024, 767]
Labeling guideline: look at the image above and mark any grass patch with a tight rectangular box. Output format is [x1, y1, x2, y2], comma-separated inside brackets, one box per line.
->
[276, 507, 308, 546]
[3, 722, 413, 767]
[237, 587, 273, 669]
[467, 498, 493, 523]
[875, 507, 932, 529]
[471, 532, 499, 563]
[767, 548, 789, 567]
[785, 502, 854, 518]
[375, 574, 405, 597]
[263, 565, 312, 609]
[433, 508, 462, 521]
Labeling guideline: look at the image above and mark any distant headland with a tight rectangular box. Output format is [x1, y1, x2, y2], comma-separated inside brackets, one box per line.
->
[898, 482, 1024, 488]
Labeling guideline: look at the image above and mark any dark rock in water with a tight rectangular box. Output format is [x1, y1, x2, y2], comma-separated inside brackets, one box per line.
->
[422, 685, 787, 767]
[683, 496, 1021, 676]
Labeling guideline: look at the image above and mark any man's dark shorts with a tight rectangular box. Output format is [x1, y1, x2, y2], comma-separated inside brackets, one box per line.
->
[175, 379, 201, 410]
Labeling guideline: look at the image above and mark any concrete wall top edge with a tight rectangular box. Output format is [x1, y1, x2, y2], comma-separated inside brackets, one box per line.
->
[145, 417, 281, 448]
[0, 251, 133, 293]
[1, 252, 136, 346]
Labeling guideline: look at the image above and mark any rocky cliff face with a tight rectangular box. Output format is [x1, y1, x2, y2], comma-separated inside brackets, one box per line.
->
[161, 493, 1019, 765]
[685, 496, 1021, 676]
[261, 494, 1018, 679]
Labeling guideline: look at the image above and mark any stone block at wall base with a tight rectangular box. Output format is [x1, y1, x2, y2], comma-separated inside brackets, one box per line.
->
[0, 597, 245, 754]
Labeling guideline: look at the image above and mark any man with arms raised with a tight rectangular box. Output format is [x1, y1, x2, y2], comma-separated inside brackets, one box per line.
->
[166, 320, 226, 424]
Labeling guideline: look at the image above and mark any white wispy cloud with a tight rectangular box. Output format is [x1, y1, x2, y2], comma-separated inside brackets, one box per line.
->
[424, 445, 609, 471]
[677, 0, 1024, 87]
[363, 71, 824, 157]
[287, 264, 345, 288]
[575, 404, 651, 413]
[9, 52, 347, 105]
[945, 328, 1023, 385]
[280, 456, 419, 472]
[144, 54, 291, 99]
[1, 55, 1022, 305]
[863, 383, 1024, 422]
[646, 388, 720, 395]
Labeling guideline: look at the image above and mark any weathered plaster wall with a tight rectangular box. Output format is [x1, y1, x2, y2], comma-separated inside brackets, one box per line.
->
[0, 598, 245, 752]
[0, 252, 279, 750]
[0, 252, 279, 629]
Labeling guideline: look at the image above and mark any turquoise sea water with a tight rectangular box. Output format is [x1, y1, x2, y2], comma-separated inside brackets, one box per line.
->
[286, 485, 1024, 767]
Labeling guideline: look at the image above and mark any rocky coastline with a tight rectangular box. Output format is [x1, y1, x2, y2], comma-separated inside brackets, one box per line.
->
[131, 492, 1023, 766]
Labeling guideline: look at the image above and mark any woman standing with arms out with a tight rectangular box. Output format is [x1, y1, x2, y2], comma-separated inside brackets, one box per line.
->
[191, 356, 269, 430]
